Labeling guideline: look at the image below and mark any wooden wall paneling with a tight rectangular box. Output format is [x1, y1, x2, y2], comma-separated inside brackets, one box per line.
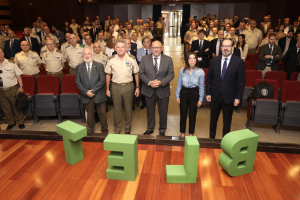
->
[68, 0, 85, 26]
[99, 4, 114, 24]
[234, 3, 251, 21]
[284, 0, 299, 22]
[218, 3, 235, 22]
[53, 0, 71, 29]
[84, 4, 100, 22]
[249, 2, 268, 24]
[266, 0, 285, 23]
[0, 0, 9, 6]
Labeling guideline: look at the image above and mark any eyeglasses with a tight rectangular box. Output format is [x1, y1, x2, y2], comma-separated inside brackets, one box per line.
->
[221, 45, 232, 48]
[46, 43, 54, 46]
[21, 44, 29, 46]
[152, 47, 162, 50]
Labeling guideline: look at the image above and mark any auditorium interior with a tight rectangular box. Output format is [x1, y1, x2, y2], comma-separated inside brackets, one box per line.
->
[0, 0, 300, 199]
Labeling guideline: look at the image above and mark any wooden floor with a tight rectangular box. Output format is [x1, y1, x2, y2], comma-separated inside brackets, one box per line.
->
[0, 139, 300, 200]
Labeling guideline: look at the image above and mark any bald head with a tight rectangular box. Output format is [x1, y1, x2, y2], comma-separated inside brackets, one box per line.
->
[93, 42, 101, 54]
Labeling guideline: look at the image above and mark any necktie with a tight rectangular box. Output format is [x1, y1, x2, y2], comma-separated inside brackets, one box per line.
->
[199, 41, 202, 51]
[10, 39, 13, 55]
[146, 49, 148, 55]
[154, 57, 158, 75]
[27, 38, 32, 50]
[87, 63, 91, 80]
[221, 58, 228, 80]
[218, 39, 222, 56]
[270, 44, 273, 54]
[35, 28, 37, 34]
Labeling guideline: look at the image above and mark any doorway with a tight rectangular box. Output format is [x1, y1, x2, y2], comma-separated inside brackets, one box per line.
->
[161, 10, 183, 37]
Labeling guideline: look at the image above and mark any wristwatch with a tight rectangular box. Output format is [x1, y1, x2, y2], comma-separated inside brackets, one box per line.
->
[19, 86, 24, 88]
[136, 86, 140, 89]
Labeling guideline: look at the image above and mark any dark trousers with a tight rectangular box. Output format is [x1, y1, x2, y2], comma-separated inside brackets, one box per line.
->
[209, 94, 234, 138]
[84, 99, 108, 134]
[140, 83, 146, 106]
[145, 89, 169, 133]
[180, 87, 199, 134]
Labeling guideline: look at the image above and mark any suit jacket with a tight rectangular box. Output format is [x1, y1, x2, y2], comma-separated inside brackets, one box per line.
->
[139, 53, 174, 99]
[206, 55, 245, 104]
[62, 27, 73, 35]
[284, 47, 300, 79]
[233, 47, 241, 58]
[259, 22, 271, 35]
[150, 27, 158, 39]
[37, 31, 45, 41]
[232, 20, 240, 28]
[137, 47, 152, 63]
[191, 39, 210, 68]
[278, 37, 297, 53]
[255, 44, 282, 71]
[89, 27, 100, 42]
[18, 37, 40, 55]
[54, 31, 64, 45]
[4, 39, 19, 59]
[209, 38, 220, 56]
[75, 61, 107, 104]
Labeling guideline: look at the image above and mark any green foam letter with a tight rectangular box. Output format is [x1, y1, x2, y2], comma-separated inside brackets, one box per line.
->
[103, 134, 138, 181]
[218, 129, 259, 177]
[166, 136, 199, 183]
[56, 120, 87, 165]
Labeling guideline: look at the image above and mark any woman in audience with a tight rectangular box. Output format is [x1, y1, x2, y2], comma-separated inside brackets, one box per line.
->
[276, 24, 286, 40]
[235, 34, 248, 61]
[274, 19, 282, 30]
[62, 21, 73, 35]
[105, 36, 116, 57]
[176, 52, 204, 138]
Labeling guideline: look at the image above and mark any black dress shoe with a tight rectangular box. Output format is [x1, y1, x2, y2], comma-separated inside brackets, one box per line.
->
[125, 132, 130, 134]
[143, 130, 153, 135]
[6, 124, 16, 130]
[140, 104, 146, 109]
[18, 124, 25, 129]
[159, 132, 165, 136]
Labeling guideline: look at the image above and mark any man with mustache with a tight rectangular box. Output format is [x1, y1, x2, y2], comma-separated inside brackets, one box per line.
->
[206, 38, 245, 139]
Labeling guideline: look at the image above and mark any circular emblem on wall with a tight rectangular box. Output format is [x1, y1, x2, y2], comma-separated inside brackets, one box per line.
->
[261, 88, 268, 96]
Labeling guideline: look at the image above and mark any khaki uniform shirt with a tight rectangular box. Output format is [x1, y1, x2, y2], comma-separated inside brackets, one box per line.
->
[244, 28, 262, 49]
[156, 21, 163, 29]
[137, 34, 145, 42]
[184, 29, 197, 42]
[225, 34, 238, 43]
[42, 49, 65, 73]
[40, 46, 58, 55]
[14, 51, 41, 75]
[144, 30, 153, 39]
[61, 42, 71, 56]
[70, 23, 79, 34]
[126, 30, 135, 38]
[133, 25, 141, 34]
[206, 34, 218, 42]
[0, 59, 23, 88]
[84, 43, 93, 51]
[41, 33, 59, 45]
[96, 40, 106, 54]
[83, 25, 92, 30]
[105, 53, 139, 84]
[30, 33, 41, 44]
[65, 44, 84, 68]
[0, 35, 5, 49]
[93, 52, 108, 66]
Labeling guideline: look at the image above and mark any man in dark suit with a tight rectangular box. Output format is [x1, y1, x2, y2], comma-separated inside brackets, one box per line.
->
[52, 25, 64, 46]
[292, 20, 300, 36]
[89, 22, 100, 42]
[284, 33, 300, 79]
[232, 16, 240, 29]
[260, 16, 272, 37]
[191, 29, 210, 68]
[139, 41, 174, 136]
[255, 33, 282, 78]
[210, 30, 225, 59]
[37, 22, 46, 42]
[75, 48, 108, 134]
[19, 27, 40, 54]
[235, 22, 246, 35]
[4, 30, 19, 60]
[150, 21, 158, 39]
[206, 38, 245, 138]
[278, 30, 297, 56]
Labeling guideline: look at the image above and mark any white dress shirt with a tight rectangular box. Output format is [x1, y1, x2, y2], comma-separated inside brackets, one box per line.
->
[85, 61, 93, 71]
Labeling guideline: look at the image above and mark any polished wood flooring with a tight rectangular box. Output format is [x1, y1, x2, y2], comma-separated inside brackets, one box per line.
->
[0, 139, 300, 200]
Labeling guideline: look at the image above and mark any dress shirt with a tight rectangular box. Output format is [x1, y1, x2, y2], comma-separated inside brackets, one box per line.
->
[152, 54, 161, 71]
[216, 39, 222, 56]
[284, 25, 290, 34]
[131, 39, 142, 49]
[264, 23, 268, 34]
[283, 37, 291, 56]
[297, 47, 300, 53]
[221, 54, 232, 77]
[85, 61, 93, 72]
[176, 67, 205, 102]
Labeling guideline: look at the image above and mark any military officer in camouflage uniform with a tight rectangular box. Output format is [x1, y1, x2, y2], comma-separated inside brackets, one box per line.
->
[14, 41, 42, 82]
[42, 40, 65, 82]
[65, 34, 84, 75]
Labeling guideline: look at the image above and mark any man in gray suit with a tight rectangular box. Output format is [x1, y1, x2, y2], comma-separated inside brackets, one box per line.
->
[255, 33, 282, 78]
[139, 41, 174, 136]
[75, 48, 108, 134]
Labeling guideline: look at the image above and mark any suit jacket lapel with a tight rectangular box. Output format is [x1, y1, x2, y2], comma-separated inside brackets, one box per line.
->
[218, 56, 222, 78]
[156, 54, 164, 77]
[82, 63, 89, 81]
